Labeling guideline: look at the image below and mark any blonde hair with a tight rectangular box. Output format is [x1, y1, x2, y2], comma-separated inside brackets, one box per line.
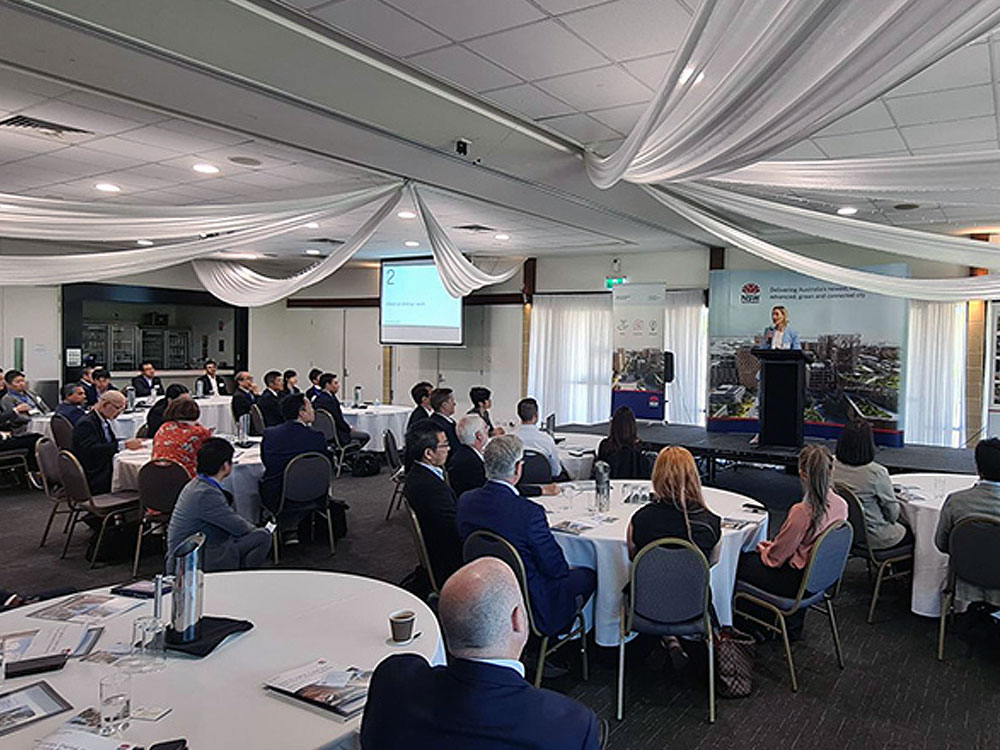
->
[798, 444, 833, 527]
[771, 305, 789, 328]
[650, 446, 705, 541]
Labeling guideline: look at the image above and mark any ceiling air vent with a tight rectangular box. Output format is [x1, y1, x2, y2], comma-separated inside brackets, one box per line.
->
[451, 223, 496, 233]
[0, 115, 92, 138]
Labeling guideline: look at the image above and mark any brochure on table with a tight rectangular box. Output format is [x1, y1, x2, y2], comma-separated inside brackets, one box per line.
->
[264, 659, 372, 719]
[29, 594, 142, 625]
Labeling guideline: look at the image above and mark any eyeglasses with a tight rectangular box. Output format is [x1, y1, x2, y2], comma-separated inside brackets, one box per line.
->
[436, 443, 450, 450]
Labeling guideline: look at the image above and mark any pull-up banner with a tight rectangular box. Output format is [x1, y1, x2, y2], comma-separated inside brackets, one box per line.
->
[612, 284, 666, 420]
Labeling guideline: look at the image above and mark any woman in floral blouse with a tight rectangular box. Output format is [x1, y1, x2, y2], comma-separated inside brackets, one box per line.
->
[152, 395, 213, 477]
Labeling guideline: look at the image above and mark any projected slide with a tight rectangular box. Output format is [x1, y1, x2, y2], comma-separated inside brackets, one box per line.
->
[380, 259, 463, 345]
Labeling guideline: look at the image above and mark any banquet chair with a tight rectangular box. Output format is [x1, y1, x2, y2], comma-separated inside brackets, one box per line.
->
[384, 429, 406, 520]
[35, 437, 73, 547]
[618, 538, 714, 723]
[132, 459, 191, 576]
[937, 515, 1000, 660]
[50, 413, 75, 452]
[0, 446, 30, 488]
[262, 451, 335, 564]
[316, 409, 362, 477]
[835, 483, 913, 623]
[463, 529, 588, 688]
[519, 450, 552, 485]
[733, 521, 853, 692]
[405, 500, 442, 597]
[249, 404, 266, 436]
[135, 424, 150, 439]
[57, 450, 140, 568]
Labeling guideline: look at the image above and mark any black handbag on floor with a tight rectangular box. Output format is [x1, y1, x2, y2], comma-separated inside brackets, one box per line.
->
[351, 452, 382, 477]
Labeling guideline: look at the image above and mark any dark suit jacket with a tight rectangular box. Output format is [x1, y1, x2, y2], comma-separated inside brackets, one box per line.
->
[72, 411, 119, 495]
[79, 380, 98, 406]
[404, 463, 463, 585]
[145, 397, 168, 437]
[259, 420, 328, 512]
[196, 374, 228, 396]
[313, 390, 352, 445]
[258, 389, 284, 428]
[131, 375, 163, 397]
[430, 413, 459, 464]
[458, 481, 576, 636]
[54, 402, 86, 427]
[449, 444, 486, 497]
[305, 385, 322, 402]
[407, 405, 432, 432]
[596, 440, 653, 480]
[360, 655, 600, 750]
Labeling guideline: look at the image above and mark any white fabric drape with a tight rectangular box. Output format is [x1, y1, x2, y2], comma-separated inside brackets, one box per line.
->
[528, 294, 612, 425]
[905, 301, 967, 447]
[663, 290, 708, 426]
[674, 182, 1000, 270]
[586, 0, 1000, 188]
[645, 187, 1000, 301]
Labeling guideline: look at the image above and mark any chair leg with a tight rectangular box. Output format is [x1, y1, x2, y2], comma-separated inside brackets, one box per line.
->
[90, 515, 113, 569]
[62, 510, 74, 533]
[61, 510, 80, 559]
[937, 591, 953, 661]
[578, 614, 588, 682]
[271, 521, 280, 565]
[778, 612, 798, 692]
[384, 487, 400, 521]
[325, 510, 336, 555]
[616, 625, 626, 721]
[39, 504, 59, 547]
[534, 636, 549, 688]
[707, 627, 716, 724]
[131, 518, 146, 578]
[867, 562, 888, 624]
[827, 598, 845, 669]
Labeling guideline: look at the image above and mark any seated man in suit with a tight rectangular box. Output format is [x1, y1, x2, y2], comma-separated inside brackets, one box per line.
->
[360, 557, 601, 750]
[259, 392, 329, 545]
[54, 383, 88, 426]
[1, 369, 51, 422]
[196, 359, 228, 396]
[78, 366, 97, 405]
[131, 361, 163, 397]
[145, 384, 189, 438]
[258, 370, 285, 428]
[305, 368, 323, 402]
[0, 397, 43, 472]
[404, 421, 463, 585]
[230, 371, 260, 432]
[452, 415, 557, 500]
[406, 381, 433, 431]
[429, 387, 460, 461]
[167, 438, 272, 572]
[313, 372, 370, 448]
[92, 368, 117, 401]
[457, 435, 596, 637]
[514, 397, 562, 480]
[72, 391, 143, 495]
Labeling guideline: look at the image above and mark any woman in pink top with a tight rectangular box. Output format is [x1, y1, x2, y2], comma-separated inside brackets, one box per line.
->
[151, 395, 213, 478]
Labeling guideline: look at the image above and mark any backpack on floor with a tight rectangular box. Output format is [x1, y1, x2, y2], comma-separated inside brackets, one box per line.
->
[351, 452, 382, 478]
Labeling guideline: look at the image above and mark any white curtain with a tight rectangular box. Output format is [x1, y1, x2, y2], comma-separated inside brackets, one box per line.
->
[645, 187, 1000, 302]
[664, 290, 708, 426]
[586, 0, 1000, 187]
[905, 301, 967, 447]
[528, 295, 612, 425]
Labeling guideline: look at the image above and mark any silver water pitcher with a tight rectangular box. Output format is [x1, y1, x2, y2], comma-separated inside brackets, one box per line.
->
[125, 386, 136, 412]
[170, 532, 205, 643]
[594, 460, 611, 515]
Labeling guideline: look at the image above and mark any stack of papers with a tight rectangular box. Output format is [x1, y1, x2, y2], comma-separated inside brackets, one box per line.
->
[265, 660, 373, 719]
[28, 594, 142, 626]
[551, 519, 597, 536]
[2, 624, 101, 662]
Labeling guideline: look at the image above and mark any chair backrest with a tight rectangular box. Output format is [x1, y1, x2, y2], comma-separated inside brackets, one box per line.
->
[405, 501, 441, 594]
[384, 429, 402, 472]
[463, 529, 543, 637]
[519, 450, 552, 484]
[138, 459, 190, 515]
[249, 404, 265, 435]
[34, 437, 62, 497]
[800, 521, 854, 598]
[629, 538, 711, 625]
[313, 409, 336, 443]
[57, 450, 94, 506]
[949, 515, 1000, 590]
[281, 452, 332, 507]
[834, 483, 873, 557]
[50, 414, 75, 451]
[136, 424, 150, 439]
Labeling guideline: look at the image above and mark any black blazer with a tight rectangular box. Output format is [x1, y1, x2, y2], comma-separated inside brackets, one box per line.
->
[196, 374, 228, 396]
[257, 390, 284, 428]
[449, 444, 486, 497]
[230, 389, 261, 436]
[79, 381, 98, 406]
[596, 439, 653, 480]
[429, 413, 459, 463]
[360, 655, 600, 750]
[407, 405, 431, 432]
[313, 390, 352, 445]
[145, 397, 169, 437]
[72, 411, 119, 495]
[404, 463, 463, 585]
[131, 375, 163, 397]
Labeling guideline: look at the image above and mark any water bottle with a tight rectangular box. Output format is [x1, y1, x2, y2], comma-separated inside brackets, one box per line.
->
[237, 414, 250, 447]
[353, 385, 362, 408]
[195, 378, 204, 398]
[594, 460, 611, 517]
[169, 532, 205, 643]
[125, 386, 135, 412]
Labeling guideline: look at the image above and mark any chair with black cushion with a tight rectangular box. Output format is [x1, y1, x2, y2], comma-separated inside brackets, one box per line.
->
[618, 537, 715, 722]
[35, 437, 73, 547]
[132, 459, 191, 576]
[316, 409, 362, 477]
[405, 500, 441, 597]
[383, 429, 406, 520]
[249, 404, 266, 436]
[57, 450, 140, 568]
[519, 450, 552, 485]
[50, 414, 75, 452]
[0, 446, 30, 488]
[135, 424, 150, 439]
[261, 451, 335, 564]
[313, 408, 336, 443]
[463, 529, 588, 688]
[938, 515, 1000, 660]
[835, 483, 913, 623]
[733, 521, 853, 692]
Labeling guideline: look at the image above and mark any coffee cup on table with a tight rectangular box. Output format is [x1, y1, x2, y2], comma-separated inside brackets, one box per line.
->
[389, 609, 416, 643]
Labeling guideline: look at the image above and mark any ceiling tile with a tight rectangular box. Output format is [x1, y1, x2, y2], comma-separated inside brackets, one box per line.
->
[154, 118, 248, 146]
[58, 91, 167, 125]
[407, 45, 521, 91]
[813, 100, 894, 137]
[465, 20, 607, 80]
[76, 136, 185, 163]
[16, 100, 144, 138]
[812, 128, 908, 157]
[311, 0, 450, 57]
[482, 83, 575, 118]
[531, 0, 608, 12]
[0, 129, 70, 156]
[535, 112, 620, 143]
[901, 115, 996, 148]
[910, 138, 998, 155]
[117, 124, 225, 154]
[0, 83, 54, 113]
[885, 85, 994, 127]
[535, 65, 650, 112]
[587, 102, 647, 133]
[887, 42, 991, 97]
[384, 0, 543, 41]
[561, 0, 689, 61]
[622, 52, 674, 90]
[26, 148, 141, 173]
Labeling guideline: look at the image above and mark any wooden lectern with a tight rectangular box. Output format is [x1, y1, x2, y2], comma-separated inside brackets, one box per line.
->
[752, 349, 809, 448]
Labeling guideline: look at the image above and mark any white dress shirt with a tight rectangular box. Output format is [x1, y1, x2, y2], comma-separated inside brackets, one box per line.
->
[514, 423, 561, 477]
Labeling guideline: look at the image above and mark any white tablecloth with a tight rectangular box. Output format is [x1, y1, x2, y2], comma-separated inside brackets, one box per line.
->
[192, 395, 236, 436]
[556, 432, 602, 481]
[343, 405, 410, 451]
[113, 440, 265, 521]
[0, 570, 444, 750]
[29, 411, 147, 440]
[536, 480, 768, 646]
[893, 472, 977, 617]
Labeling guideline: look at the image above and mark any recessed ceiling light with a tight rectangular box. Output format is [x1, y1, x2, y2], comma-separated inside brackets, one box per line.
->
[223, 252, 259, 260]
[494, 233, 511, 241]
[397, 210, 417, 220]
[94, 182, 121, 193]
[404, 240, 420, 247]
[228, 156, 262, 167]
[136, 240, 154, 247]
[836, 206, 858, 216]
[303, 221, 320, 229]
[193, 163, 220, 174]
[305, 249, 321, 256]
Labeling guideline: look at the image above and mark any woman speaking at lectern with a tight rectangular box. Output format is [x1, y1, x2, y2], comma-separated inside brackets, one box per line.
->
[761, 305, 801, 350]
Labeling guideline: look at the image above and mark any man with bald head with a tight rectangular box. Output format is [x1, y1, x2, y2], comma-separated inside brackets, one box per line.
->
[360, 558, 600, 749]
[72, 390, 143, 494]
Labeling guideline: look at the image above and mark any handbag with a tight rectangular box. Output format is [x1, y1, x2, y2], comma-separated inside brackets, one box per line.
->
[714, 625, 755, 698]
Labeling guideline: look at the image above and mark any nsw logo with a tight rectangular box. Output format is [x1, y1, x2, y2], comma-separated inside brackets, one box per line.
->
[740, 282, 760, 304]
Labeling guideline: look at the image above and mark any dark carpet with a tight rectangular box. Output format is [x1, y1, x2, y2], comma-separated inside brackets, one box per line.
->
[1, 466, 998, 750]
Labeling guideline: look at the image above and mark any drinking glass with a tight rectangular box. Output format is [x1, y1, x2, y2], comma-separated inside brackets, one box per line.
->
[99, 672, 131, 736]
[131, 616, 166, 673]
[933, 476, 946, 500]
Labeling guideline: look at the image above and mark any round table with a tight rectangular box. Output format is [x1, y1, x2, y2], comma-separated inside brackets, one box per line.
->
[0, 571, 444, 750]
[535, 480, 768, 646]
[341, 405, 410, 452]
[555, 433, 602, 481]
[893, 472, 977, 617]
[190, 396, 236, 436]
[29, 412, 146, 440]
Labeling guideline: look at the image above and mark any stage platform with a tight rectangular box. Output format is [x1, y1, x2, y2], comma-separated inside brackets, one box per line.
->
[557, 421, 976, 476]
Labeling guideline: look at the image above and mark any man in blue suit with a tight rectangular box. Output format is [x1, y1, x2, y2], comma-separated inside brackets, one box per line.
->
[457, 435, 596, 637]
[360, 557, 601, 750]
[54, 383, 88, 426]
[259, 392, 329, 545]
[312, 372, 369, 447]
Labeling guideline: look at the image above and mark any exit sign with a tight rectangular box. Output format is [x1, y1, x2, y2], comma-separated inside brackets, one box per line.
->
[605, 276, 628, 289]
